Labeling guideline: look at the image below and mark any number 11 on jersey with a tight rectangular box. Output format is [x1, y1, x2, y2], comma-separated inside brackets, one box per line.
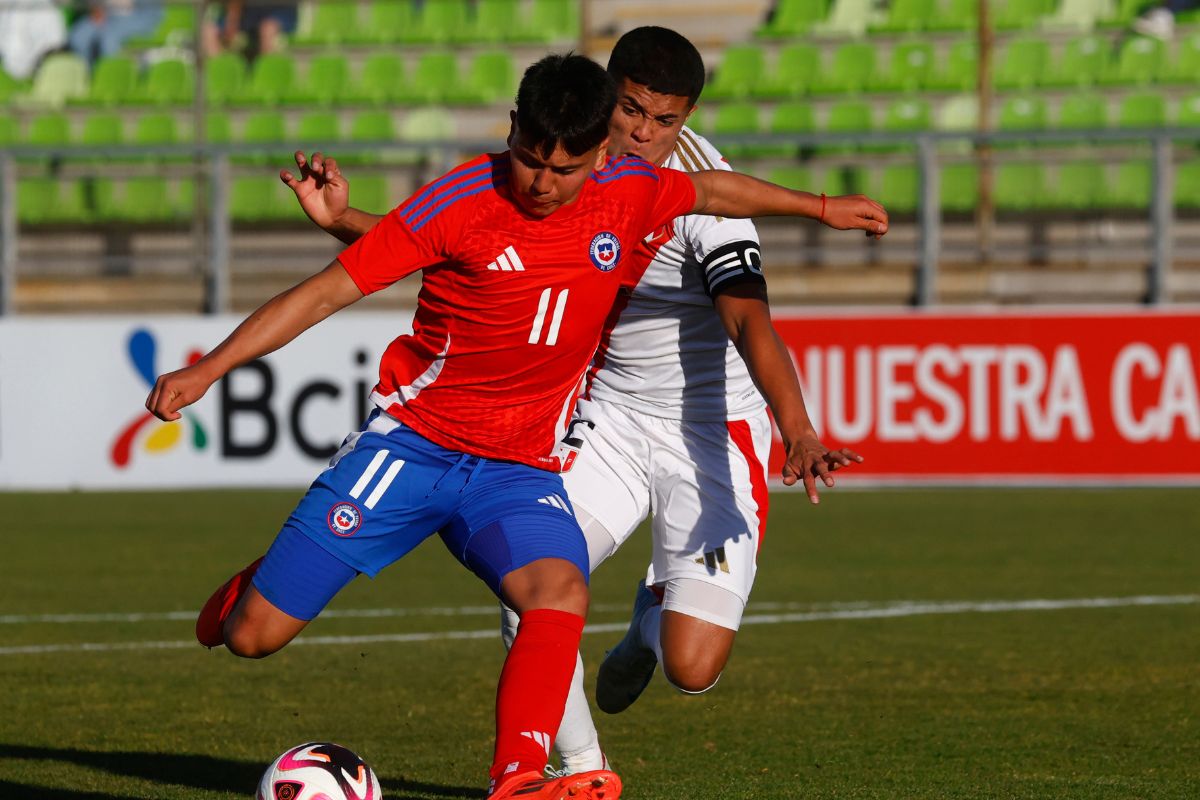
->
[528, 288, 569, 346]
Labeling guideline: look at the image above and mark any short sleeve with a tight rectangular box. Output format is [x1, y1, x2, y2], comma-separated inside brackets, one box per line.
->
[644, 166, 698, 232]
[678, 209, 764, 298]
[337, 209, 445, 295]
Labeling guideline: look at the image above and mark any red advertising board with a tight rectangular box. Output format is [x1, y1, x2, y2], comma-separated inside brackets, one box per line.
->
[768, 308, 1200, 483]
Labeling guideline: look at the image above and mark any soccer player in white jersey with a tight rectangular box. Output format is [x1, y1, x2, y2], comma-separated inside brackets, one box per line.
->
[280, 28, 876, 777]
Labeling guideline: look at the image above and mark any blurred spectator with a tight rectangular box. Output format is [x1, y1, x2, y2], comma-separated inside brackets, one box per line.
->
[0, 0, 67, 79]
[68, 1, 163, 66]
[205, 1, 298, 59]
[1134, 0, 1200, 39]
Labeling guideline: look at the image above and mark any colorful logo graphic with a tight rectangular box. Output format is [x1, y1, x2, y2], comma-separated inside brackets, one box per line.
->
[588, 231, 620, 271]
[327, 502, 362, 536]
[110, 328, 208, 468]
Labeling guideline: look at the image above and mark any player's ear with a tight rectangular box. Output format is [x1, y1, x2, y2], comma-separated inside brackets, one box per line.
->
[683, 105, 697, 125]
[594, 138, 610, 170]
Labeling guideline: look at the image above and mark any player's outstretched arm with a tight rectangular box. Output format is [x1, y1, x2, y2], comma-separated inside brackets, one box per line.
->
[145, 261, 364, 421]
[715, 284, 863, 503]
[687, 171, 889, 238]
[280, 151, 383, 245]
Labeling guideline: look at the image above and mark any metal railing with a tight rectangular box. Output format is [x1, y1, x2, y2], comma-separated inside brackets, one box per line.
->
[0, 126, 1196, 315]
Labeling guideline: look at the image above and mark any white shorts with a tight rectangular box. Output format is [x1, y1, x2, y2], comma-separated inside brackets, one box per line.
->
[561, 398, 772, 630]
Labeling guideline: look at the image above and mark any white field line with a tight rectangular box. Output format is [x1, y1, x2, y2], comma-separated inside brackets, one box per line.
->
[0, 594, 1195, 657]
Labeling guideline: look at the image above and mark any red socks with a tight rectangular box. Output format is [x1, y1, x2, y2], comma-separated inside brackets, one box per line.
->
[489, 608, 586, 784]
[195, 557, 263, 647]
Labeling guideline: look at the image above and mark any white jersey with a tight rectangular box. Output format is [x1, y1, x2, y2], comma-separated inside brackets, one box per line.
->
[583, 128, 767, 422]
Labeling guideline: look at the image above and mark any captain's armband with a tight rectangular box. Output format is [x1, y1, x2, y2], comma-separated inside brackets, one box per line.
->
[700, 240, 765, 297]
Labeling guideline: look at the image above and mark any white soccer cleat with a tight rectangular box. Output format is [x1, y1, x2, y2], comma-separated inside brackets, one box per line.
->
[595, 581, 660, 714]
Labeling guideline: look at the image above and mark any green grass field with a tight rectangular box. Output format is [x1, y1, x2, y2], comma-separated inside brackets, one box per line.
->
[1, 488, 1197, 799]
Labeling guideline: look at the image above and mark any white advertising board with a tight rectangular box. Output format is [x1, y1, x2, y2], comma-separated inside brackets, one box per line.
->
[0, 314, 412, 489]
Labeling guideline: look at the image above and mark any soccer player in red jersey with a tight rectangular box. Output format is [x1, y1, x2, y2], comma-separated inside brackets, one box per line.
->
[149, 54, 887, 800]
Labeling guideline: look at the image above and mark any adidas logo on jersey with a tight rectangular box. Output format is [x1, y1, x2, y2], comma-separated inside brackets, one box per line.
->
[486, 245, 525, 272]
[536, 494, 572, 515]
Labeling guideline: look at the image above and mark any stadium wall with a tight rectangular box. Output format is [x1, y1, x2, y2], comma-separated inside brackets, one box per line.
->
[0, 310, 1196, 490]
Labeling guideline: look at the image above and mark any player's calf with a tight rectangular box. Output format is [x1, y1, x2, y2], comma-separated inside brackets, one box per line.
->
[659, 608, 736, 694]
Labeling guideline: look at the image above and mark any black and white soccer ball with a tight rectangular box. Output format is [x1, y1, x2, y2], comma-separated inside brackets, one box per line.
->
[257, 742, 382, 800]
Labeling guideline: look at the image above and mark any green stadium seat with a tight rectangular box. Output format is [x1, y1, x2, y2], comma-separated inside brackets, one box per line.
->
[205, 111, 234, 144]
[449, 51, 517, 104]
[404, 0, 470, 44]
[1045, 36, 1111, 88]
[762, 102, 817, 157]
[79, 113, 125, 161]
[24, 53, 88, 107]
[81, 56, 138, 106]
[26, 113, 71, 147]
[813, 0, 876, 38]
[1117, 92, 1167, 127]
[756, 0, 827, 38]
[936, 94, 978, 132]
[0, 67, 25, 104]
[1043, 0, 1116, 32]
[706, 46, 767, 100]
[814, 42, 875, 94]
[1104, 36, 1166, 85]
[90, 177, 123, 221]
[995, 163, 1047, 211]
[466, 0, 523, 42]
[880, 41, 934, 92]
[204, 53, 246, 106]
[820, 100, 872, 154]
[871, 0, 935, 33]
[994, 0, 1054, 30]
[929, 40, 977, 92]
[926, 0, 976, 31]
[767, 166, 815, 192]
[401, 107, 457, 142]
[940, 163, 978, 212]
[1174, 160, 1200, 209]
[294, 1, 361, 45]
[998, 95, 1048, 146]
[173, 178, 197, 219]
[238, 111, 288, 165]
[711, 102, 762, 159]
[876, 164, 920, 213]
[753, 43, 820, 98]
[395, 52, 460, 104]
[1108, 161, 1152, 208]
[127, 3, 196, 46]
[134, 113, 179, 146]
[1101, 0, 1152, 27]
[515, 0, 579, 42]
[230, 176, 278, 222]
[136, 58, 193, 105]
[349, 0, 416, 44]
[18, 178, 88, 224]
[239, 53, 297, 105]
[883, 97, 932, 133]
[118, 177, 175, 222]
[344, 110, 398, 166]
[821, 165, 870, 196]
[296, 111, 341, 144]
[1056, 93, 1108, 129]
[0, 116, 18, 147]
[1177, 92, 1200, 127]
[292, 53, 351, 106]
[1048, 162, 1106, 210]
[1166, 31, 1200, 84]
[348, 53, 406, 106]
[995, 38, 1050, 90]
[350, 175, 394, 215]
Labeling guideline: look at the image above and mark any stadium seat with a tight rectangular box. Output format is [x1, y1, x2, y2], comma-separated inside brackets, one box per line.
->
[928, 40, 977, 91]
[82, 56, 138, 106]
[292, 53, 351, 106]
[1117, 92, 1167, 128]
[1174, 160, 1200, 209]
[0, 116, 18, 147]
[393, 107, 457, 165]
[995, 38, 1050, 90]
[1104, 36, 1166, 85]
[1177, 92, 1200, 127]
[349, 53, 406, 106]
[136, 58, 193, 105]
[871, 0, 935, 33]
[344, 110, 398, 166]
[404, 0, 470, 44]
[349, 0, 416, 44]
[134, 113, 180, 147]
[466, 0, 523, 42]
[118, 177, 176, 222]
[998, 95, 1048, 147]
[1101, 0, 1153, 27]
[819, 100, 873, 154]
[814, 42, 875, 94]
[204, 111, 234, 144]
[239, 53, 297, 105]
[18, 178, 88, 224]
[0, 67, 25, 104]
[936, 94, 979, 132]
[755, 0, 828, 38]
[25, 113, 71, 167]
[711, 102, 763, 159]
[821, 165, 870, 196]
[706, 45, 767, 100]
[294, 1, 361, 45]
[350, 175, 394, 215]
[1107, 161, 1152, 208]
[1043, 0, 1115, 31]
[883, 97, 932, 134]
[767, 166, 815, 192]
[879, 41, 934, 92]
[296, 111, 342, 144]
[1055, 93, 1108, 129]
[395, 52, 460, 104]
[24, 53, 89, 107]
[939, 163, 978, 212]
[1045, 35, 1111, 88]
[926, 0, 976, 31]
[753, 43, 820, 98]
[204, 53, 246, 106]
[238, 111, 288, 164]
[875, 164, 920, 213]
[230, 176, 279, 222]
[1048, 161, 1106, 210]
[1166, 31, 1200, 84]
[812, 0, 876, 38]
[449, 51, 517, 104]
[994, 0, 1054, 30]
[127, 2, 196, 46]
[994, 163, 1047, 211]
[79, 113, 125, 162]
[514, 0, 579, 42]
[758, 102, 817, 157]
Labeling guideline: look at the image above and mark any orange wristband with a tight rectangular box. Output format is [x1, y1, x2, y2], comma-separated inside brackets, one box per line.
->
[819, 192, 827, 223]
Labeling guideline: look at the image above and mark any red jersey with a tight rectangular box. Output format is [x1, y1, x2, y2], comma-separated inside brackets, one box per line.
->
[337, 152, 697, 470]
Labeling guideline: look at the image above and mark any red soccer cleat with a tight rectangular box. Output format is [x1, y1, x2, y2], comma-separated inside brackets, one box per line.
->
[195, 557, 263, 648]
[489, 769, 621, 800]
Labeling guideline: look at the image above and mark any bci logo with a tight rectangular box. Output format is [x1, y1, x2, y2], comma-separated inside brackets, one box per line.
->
[111, 328, 376, 468]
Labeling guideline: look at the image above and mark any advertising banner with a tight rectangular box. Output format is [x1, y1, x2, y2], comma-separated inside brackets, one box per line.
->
[769, 308, 1199, 484]
[0, 309, 1196, 489]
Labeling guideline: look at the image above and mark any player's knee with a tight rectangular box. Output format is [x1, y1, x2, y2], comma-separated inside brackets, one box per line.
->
[222, 620, 277, 659]
[662, 658, 724, 695]
[503, 560, 589, 617]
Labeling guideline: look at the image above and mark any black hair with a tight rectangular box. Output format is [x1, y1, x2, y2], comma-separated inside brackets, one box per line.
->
[607, 26, 706, 106]
[515, 53, 617, 158]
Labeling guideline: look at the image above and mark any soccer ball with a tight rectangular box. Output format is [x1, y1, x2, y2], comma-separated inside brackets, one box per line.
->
[257, 742, 382, 800]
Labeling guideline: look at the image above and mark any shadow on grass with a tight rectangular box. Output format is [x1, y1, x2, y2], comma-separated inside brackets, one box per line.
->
[0, 744, 481, 799]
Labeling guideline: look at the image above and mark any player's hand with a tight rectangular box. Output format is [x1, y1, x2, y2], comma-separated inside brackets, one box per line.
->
[280, 150, 350, 232]
[821, 194, 889, 239]
[780, 431, 864, 504]
[145, 364, 217, 422]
